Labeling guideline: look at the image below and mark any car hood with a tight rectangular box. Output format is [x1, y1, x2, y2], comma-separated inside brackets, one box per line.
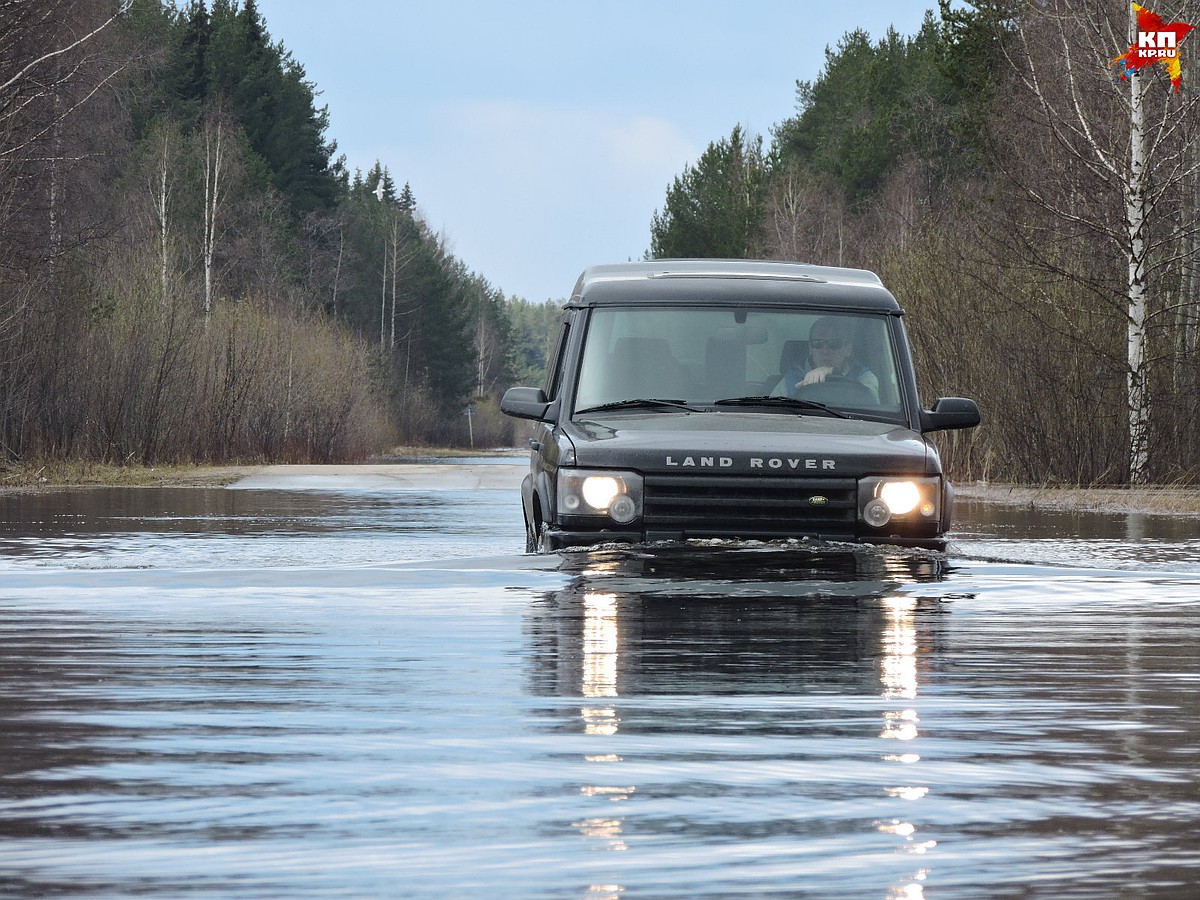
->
[564, 411, 933, 477]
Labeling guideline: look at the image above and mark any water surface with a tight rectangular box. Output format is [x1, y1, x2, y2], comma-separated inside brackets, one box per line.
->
[1, 474, 1198, 897]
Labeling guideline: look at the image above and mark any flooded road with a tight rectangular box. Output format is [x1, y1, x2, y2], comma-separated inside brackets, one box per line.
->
[1, 466, 1198, 898]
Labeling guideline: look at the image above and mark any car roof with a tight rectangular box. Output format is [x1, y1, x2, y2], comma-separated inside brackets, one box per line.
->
[568, 259, 902, 312]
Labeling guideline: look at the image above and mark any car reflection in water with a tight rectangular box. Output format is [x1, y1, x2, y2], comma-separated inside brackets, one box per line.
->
[527, 543, 952, 698]
[524, 542, 961, 882]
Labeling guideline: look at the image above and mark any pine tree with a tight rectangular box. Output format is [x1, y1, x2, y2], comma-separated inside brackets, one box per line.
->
[649, 125, 767, 259]
[398, 182, 415, 214]
[161, 0, 209, 122]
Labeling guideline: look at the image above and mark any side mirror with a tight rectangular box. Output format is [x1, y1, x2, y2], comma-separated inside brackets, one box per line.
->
[501, 386, 553, 421]
[920, 397, 980, 433]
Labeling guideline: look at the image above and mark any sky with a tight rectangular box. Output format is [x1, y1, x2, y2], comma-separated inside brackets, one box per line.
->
[251, 1, 941, 302]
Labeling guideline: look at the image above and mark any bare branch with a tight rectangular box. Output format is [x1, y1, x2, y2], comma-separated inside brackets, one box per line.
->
[0, 4, 123, 98]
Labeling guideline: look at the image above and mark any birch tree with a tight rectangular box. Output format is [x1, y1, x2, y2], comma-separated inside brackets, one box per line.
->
[202, 109, 224, 322]
[386, 214, 421, 351]
[1124, 3, 1151, 482]
[996, 0, 1200, 484]
[147, 121, 181, 309]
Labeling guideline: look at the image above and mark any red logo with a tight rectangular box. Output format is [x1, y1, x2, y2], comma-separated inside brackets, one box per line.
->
[1112, 3, 1196, 91]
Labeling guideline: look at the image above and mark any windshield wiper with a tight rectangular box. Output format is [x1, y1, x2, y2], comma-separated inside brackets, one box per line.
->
[575, 398, 699, 415]
[712, 395, 850, 418]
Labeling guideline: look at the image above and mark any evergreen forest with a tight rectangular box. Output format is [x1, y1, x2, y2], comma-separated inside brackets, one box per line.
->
[3, 0, 1198, 485]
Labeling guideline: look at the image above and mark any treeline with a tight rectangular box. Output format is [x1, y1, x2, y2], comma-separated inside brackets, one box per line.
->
[0, 0, 559, 467]
[650, 2, 1200, 486]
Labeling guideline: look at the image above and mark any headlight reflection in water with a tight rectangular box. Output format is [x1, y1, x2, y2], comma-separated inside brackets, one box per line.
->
[879, 593, 937, 890]
[575, 591, 631, 857]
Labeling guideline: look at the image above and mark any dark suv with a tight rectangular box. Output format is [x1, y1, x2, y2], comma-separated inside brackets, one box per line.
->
[501, 260, 980, 551]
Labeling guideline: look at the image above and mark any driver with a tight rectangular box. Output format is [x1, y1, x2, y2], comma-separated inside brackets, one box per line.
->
[786, 317, 879, 400]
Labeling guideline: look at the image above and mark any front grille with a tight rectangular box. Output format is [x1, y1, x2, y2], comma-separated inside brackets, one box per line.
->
[642, 474, 858, 539]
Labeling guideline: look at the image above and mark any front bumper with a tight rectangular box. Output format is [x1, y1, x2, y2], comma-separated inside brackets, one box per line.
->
[545, 525, 945, 552]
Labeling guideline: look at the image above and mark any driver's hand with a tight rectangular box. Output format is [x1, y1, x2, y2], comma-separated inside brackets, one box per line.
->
[798, 366, 834, 388]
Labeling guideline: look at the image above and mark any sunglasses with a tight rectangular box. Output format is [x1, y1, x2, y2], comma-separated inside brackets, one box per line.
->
[810, 339, 846, 350]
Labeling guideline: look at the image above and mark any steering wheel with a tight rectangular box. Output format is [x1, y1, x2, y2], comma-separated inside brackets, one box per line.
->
[797, 376, 876, 405]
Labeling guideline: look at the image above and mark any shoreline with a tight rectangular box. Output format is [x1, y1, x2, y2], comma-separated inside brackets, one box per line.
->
[0, 449, 526, 493]
[954, 482, 1200, 518]
[3, 461, 1198, 518]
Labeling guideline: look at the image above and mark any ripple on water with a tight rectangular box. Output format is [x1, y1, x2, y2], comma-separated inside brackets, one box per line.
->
[0, 491, 1198, 896]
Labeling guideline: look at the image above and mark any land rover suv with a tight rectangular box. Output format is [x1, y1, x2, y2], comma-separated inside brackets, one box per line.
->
[501, 260, 980, 551]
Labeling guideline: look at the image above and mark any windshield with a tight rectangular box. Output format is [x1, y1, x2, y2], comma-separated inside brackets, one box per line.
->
[573, 306, 906, 419]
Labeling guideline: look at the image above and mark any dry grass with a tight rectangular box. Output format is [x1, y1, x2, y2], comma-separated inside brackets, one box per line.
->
[373, 445, 526, 459]
[0, 461, 253, 491]
[0, 447, 523, 492]
[956, 482, 1200, 517]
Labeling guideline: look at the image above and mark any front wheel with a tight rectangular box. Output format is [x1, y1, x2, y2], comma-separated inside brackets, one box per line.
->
[525, 517, 553, 554]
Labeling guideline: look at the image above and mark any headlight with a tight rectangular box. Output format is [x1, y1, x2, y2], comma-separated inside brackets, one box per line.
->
[858, 477, 940, 528]
[559, 469, 644, 525]
[581, 476, 621, 510]
[880, 481, 921, 515]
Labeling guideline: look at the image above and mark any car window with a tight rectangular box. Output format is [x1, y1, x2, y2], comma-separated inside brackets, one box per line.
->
[573, 306, 904, 419]
[543, 316, 570, 400]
